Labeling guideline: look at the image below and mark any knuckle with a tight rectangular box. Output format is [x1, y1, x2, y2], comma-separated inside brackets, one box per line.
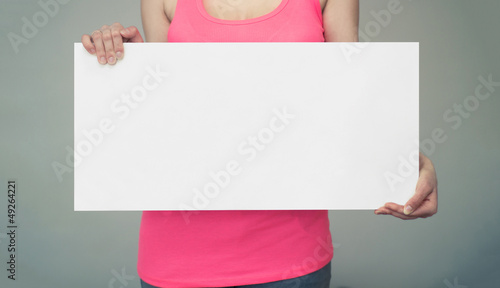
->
[102, 33, 112, 41]
[111, 30, 121, 38]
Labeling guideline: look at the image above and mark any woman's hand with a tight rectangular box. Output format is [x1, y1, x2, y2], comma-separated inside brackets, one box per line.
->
[375, 152, 438, 220]
[81, 23, 144, 65]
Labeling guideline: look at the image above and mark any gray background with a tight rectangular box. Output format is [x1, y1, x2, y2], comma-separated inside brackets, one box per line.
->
[0, 0, 499, 287]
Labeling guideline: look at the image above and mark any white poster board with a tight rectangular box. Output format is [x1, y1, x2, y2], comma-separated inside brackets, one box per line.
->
[74, 42, 419, 211]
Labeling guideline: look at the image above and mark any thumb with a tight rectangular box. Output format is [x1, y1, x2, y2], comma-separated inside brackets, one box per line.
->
[404, 176, 432, 215]
[120, 26, 144, 43]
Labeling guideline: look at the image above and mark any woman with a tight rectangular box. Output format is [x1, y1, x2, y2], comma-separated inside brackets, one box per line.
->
[81, 0, 438, 287]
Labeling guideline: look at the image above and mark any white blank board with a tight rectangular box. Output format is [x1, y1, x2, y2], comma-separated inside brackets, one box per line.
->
[74, 42, 419, 211]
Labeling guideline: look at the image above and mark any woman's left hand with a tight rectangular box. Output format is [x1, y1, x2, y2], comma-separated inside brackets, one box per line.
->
[375, 152, 438, 220]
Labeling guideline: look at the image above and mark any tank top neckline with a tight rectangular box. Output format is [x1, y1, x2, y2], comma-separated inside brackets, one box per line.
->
[196, 0, 290, 25]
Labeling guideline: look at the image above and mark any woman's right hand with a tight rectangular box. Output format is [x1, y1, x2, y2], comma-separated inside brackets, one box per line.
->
[81, 23, 144, 65]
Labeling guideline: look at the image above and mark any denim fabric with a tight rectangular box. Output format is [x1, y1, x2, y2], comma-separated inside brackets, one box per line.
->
[140, 261, 331, 288]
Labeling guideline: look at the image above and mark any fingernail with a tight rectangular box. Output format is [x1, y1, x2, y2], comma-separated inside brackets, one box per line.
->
[90, 48, 95, 54]
[404, 205, 413, 215]
[108, 56, 115, 63]
[116, 51, 122, 58]
[99, 56, 106, 64]
[120, 29, 127, 34]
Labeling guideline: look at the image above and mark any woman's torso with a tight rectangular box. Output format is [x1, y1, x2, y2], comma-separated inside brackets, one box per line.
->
[137, 0, 333, 287]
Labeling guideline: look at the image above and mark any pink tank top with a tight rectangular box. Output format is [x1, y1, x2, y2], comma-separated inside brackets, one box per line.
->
[137, 0, 333, 286]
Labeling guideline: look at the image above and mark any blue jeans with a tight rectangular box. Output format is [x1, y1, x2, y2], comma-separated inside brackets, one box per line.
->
[140, 261, 331, 288]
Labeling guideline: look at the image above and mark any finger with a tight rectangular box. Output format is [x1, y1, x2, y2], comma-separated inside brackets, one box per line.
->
[120, 26, 144, 43]
[404, 169, 436, 215]
[386, 198, 436, 218]
[108, 28, 123, 64]
[100, 28, 116, 65]
[111, 29, 124, 61]
[375, 207, 416, 220]
[374, 207, 391, 215]
[374, 202, 400, 214]
[407, 192, 437, 218]
[81, 34, 96, 54]
[91, 30, 107, 64]
[383, 202, 404, 213]
[110, 23, 125, 60]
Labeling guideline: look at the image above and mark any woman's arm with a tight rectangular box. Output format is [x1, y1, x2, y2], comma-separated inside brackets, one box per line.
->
[141, 0, 171, 42]
[323, 0, 359, 42]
